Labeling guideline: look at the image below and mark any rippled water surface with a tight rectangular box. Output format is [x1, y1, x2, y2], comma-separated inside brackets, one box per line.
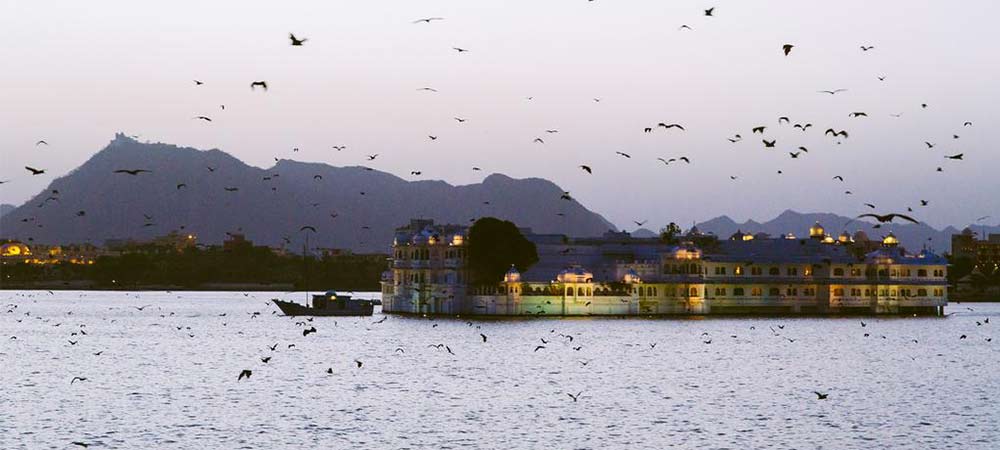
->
[1, 291, 998, 449]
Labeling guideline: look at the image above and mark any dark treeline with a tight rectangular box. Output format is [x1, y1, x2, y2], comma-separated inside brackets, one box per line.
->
[1, 245, 388, 291]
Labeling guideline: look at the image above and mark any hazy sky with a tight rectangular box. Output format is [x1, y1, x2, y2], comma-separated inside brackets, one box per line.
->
[2, 0, 998, 230]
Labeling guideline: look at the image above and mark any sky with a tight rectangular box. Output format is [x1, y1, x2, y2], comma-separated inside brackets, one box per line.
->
[2, 0, 998, 231]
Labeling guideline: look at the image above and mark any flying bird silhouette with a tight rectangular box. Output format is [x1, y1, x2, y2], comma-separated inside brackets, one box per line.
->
[289, 33, 307, 46]
[857, 213, 919, 224]
[944, 153, 963, 160]
[579, 165, 592, 174]
[413, 17, 444, 24]
[237, 369, 252, 381]
[113, 169, 152, 175]
[250, 81, 268, 91]
[818, 89, 847, 95]
[782, 44, 794, 56]
[25, 166, 45, 175]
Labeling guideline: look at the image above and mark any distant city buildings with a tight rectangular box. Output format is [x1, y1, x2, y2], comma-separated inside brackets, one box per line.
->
[382, 220, 949, 316]
[951, 228, 1000, 274]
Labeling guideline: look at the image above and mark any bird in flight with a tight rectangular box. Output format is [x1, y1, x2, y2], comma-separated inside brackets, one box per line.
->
[615, 151, 631, 158]
[567, 391, 583, 402]
[849, 112, 868, 118]
[35, 140, 49, 146]
[925, 142, 935, 149]
[833, 176, 844, 181]
[678, 25, 693, 31]
[814, 391, 829, 400]
[454, 117, 467, 123]
[964, 121, 973, 127]
[860, 45, 875, 51]
[366, 154, 379, 160]
[533, 138, 544, 144]
[411, 171, 421, 176]
[763, 139, 776, 148]
[237, 369, 252, 381]
[289, 33, 307, 46]
[224, 187, 239, 192]
[300, 225, 317, 233]
[856, 213, 919, 224]
[413, 17, 444, 24]
[778, 117, 790, 124]
[752, 126, 766, 134]
[113, 169, 152, 175]
[789, 151, 801, 158]
[704, 7, 715, 16]
[634, 220, 647, 227]
[25, 166, 45, 175]
[250, 81, 268, 91]
[782, 44, 794, 56]
[428, 135, 438, 141]
[824, 129, 849, 138]
[452, 47, 469, 53]
[193, 116, 212, 122]
[71, 377, 88, 384]
[818, 89, 847, 95]
[579, 165, 592, 174]
[193, 80, 204, 86]
[658, 123, 685, 131]
[331, 145, 346, 151]
[417, 87, 438, 92]
[944, 153, 964, 160]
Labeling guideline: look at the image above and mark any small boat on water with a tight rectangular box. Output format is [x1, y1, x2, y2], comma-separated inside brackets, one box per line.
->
[273, 291, 374, 316]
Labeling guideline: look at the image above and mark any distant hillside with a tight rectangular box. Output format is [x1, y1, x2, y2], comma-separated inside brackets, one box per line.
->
[0, 204, 13, 218]
[0, 133, 616, 252]
[694, 209, 1000, 253]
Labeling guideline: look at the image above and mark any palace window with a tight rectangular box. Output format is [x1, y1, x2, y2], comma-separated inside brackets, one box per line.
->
[786, 288, 798, 296]
[833, 288, 844, 296]
[734, 287, 745, 296]
[714, 266, 727, 275]
[769, 267, 780, 276]
[714, 287, 726, 296]
[751, 287, 763, 296]
[689, 287, 699, 297]
[751, 267, 763, 276]
[917, 288, 927, 297]
[850, 268, 862, 277]
[804, 266, 813, 276]
[864, 289, 871, 297]
[787, 267, 798, 276]
[833, 268, 844, 276]
[769, 287, 780, 296]
[735, 266, 744, 275]
[918, 269, 927, 277]
[891, 289, 898, 296]
[850, 288, 861, 296]
[890, 269, 899, 277]
[803, 287, 815, 296]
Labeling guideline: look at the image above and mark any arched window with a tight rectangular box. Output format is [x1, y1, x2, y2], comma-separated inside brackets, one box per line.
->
[734, 287, 745, 296]
[578, 287, 585, 297]
[689, 287, 698, 297]
[769, 267, 780, 276]
[833, 268, 844, 276]
[566, 287, 573, 296]
[917, 288, 927, 297]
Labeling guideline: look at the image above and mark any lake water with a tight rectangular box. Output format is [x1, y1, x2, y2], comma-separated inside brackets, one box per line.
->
[1, 291, 997, 449]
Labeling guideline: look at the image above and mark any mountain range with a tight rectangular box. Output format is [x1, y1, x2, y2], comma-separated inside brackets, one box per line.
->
[0, 133, 615, 253]
[690, 210, 998, 254]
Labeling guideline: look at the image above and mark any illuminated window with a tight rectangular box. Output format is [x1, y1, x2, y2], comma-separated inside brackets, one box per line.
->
[735, 266, 744, 275]
[833, 288, 844, 296]
[751, 287, 762, 296]
[850, 268, 862, 277]
[804, 266, 813, 276]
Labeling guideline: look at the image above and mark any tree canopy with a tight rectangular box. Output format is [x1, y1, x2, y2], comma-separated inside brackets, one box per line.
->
[467, 217, 539, 285]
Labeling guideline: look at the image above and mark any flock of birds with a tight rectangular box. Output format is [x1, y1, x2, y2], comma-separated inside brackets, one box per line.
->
[4, 5, 984, 242]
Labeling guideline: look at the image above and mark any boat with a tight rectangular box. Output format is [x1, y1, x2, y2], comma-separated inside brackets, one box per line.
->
[273, 291, 374, 316]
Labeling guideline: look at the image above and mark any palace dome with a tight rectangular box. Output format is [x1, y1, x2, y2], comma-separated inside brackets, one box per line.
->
[882, 232, 899, 247]
[809, 222, 825, 239]
[503, 265, 521, 283]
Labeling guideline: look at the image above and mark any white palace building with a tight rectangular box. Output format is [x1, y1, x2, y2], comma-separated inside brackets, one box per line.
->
[380, 219, 948, 316]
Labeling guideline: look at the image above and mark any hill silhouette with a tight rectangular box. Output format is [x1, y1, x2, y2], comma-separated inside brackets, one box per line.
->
[0, 133, 616, 252]
[693, 209, 999, 253]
